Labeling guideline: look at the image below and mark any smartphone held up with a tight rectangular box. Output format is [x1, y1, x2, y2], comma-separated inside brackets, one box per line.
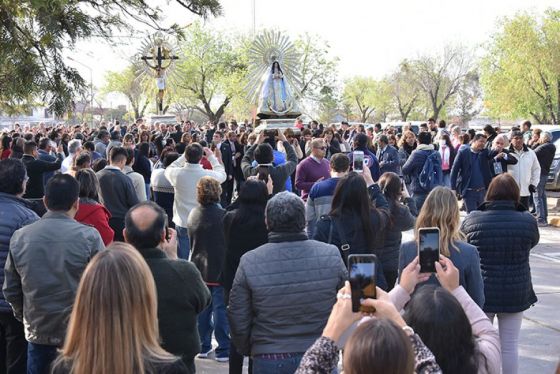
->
[418, 227, 440, 273]
[353, 151, 364, 173]
[348, 254, 377, 313]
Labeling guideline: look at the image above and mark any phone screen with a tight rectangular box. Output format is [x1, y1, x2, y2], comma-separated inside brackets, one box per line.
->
[257, 165, 270, 182]
[349, 255, 376, 313]
[353, 151, 364, 173]
[418, 228, 440, 273]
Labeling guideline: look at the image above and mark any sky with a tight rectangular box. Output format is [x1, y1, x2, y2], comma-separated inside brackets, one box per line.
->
[69, 0, 558, 106]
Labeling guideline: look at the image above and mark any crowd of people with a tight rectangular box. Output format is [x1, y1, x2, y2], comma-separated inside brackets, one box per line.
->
[0, 116, 552, 374]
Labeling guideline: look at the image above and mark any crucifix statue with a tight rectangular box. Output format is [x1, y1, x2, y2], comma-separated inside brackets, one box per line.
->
[140, 37, 179, 115]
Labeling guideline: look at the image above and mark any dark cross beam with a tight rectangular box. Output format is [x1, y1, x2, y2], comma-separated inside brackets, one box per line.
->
[141, 46, 179, 70]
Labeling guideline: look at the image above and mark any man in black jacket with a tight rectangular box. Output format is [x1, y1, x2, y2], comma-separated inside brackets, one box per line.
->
[212, 131, 234, 207]
[96, 147, 139, 241]
[534, 131, 556, 226]
[124, 202, 210, 374]
[21, 141, 64, 199]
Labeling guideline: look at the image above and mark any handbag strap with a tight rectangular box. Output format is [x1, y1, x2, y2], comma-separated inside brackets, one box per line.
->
[330, 216, 351, 265]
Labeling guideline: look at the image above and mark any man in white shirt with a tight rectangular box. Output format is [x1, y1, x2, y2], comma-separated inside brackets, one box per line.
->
[61, 139, 81, 174]
[507, 130, 541, 210]
[165, 143, 226, 259]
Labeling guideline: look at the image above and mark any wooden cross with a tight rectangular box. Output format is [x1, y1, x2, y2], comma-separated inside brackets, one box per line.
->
[141, 46, 179, 114]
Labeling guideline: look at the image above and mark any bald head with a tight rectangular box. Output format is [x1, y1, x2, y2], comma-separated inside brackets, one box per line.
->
[129, 205, 158, 230]
[124, 202, 167, 249]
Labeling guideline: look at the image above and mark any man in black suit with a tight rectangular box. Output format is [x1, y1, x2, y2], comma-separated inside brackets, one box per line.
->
[212, 131, 234, 207]
[21, 141, 64, 199]
[227, 131, 244, 196]
[376, 135, 401, 175]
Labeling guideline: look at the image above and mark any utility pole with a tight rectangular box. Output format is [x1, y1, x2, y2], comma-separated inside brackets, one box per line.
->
[68, 57, 94, 128]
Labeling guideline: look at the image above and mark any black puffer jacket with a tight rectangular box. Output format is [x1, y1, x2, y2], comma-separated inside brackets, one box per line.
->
[0, 192, 39, 312]
[461, 200, 539, 313]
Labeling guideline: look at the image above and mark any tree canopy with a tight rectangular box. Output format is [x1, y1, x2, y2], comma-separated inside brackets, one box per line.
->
[0, 0, 222, 115]
[481, 9, 560, 124]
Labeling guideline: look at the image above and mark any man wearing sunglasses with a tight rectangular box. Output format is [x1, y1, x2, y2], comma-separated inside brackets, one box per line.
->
[295, 138, 331, 201]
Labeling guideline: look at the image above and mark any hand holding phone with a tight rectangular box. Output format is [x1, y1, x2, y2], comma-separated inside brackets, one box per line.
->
[353, 151, 364, 173]
[161, 227, 178, 259]
[349, 254, 377, 313]
[418, 227, 440, 273]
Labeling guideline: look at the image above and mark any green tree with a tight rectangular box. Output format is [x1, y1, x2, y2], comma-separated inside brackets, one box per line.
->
[101, 64, 150, 119]
[481, 9, 560, 124]
[403, 45, 474, 121]
[342, 77, 378, 123]
[0, 0, 222, 116]
[389, 64, 420, 121]
[175, 23, 246, 123]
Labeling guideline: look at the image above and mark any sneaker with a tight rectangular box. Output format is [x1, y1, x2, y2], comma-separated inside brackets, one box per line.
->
[215, 356, 229, 363]
[537, 221, 549, 227]
[197, 349, 213, 359]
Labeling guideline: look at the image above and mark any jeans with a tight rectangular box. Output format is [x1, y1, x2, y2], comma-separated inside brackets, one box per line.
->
[412, 193, 428, 212]
[486, 312, 523, 374]
[442, 172, 451, 188]
[27, 343, 57, 374]
[0, 311, 27, 374]
[176, 226, 190, 260]
[534, 174, 548, 223]
[198, 285, 230, 358]
[252, 353, 304, 374]
[145, 183, 151, 201]
[464, 188, 486, 213]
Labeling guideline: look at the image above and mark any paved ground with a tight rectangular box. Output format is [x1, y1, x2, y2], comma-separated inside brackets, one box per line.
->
[195, 197, 560, 374]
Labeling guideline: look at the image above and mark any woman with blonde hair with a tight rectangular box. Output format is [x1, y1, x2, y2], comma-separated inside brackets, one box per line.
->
[398, 186, 485, 307]
[51, 242, 187, 373]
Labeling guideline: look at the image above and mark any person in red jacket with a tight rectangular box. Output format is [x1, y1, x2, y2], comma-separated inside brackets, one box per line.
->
[74, 169, 114, 245]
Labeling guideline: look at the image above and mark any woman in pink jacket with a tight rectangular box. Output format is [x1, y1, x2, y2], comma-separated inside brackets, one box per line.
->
[392, 257, 501, 374]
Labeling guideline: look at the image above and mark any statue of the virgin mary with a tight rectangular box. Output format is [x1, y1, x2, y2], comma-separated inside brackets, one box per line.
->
[245, 31, 302, 119]
[257, 61, 299, 117]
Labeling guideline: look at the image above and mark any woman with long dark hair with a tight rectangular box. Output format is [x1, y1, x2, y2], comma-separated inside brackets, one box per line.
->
[376, 172, 417, 289]
[399, 257, 501, 374]
[313, 168, 390, 289]
[461, 174, 539, 374]
[0, 134, 12, 159]
[222, 179, 270, 374]
[133, 142, 153, 199]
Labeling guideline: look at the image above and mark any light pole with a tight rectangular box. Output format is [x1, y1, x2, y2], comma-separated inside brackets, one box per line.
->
[67, 57, 94, 127]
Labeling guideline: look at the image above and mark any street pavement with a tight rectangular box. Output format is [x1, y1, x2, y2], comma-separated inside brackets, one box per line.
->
[195, 200, 560, 374]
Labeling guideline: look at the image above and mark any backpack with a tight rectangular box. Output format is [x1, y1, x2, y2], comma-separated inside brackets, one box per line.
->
[418, 151, 443, 190]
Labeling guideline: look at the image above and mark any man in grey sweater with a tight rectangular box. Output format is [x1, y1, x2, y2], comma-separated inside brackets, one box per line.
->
[228, 192, 347, 373]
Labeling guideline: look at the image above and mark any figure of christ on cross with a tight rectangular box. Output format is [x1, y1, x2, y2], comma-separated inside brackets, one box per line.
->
[141, 45, 179, 114]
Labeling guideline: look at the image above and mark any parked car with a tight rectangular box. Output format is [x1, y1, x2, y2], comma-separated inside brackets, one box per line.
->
[545, 130, 560, 191]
